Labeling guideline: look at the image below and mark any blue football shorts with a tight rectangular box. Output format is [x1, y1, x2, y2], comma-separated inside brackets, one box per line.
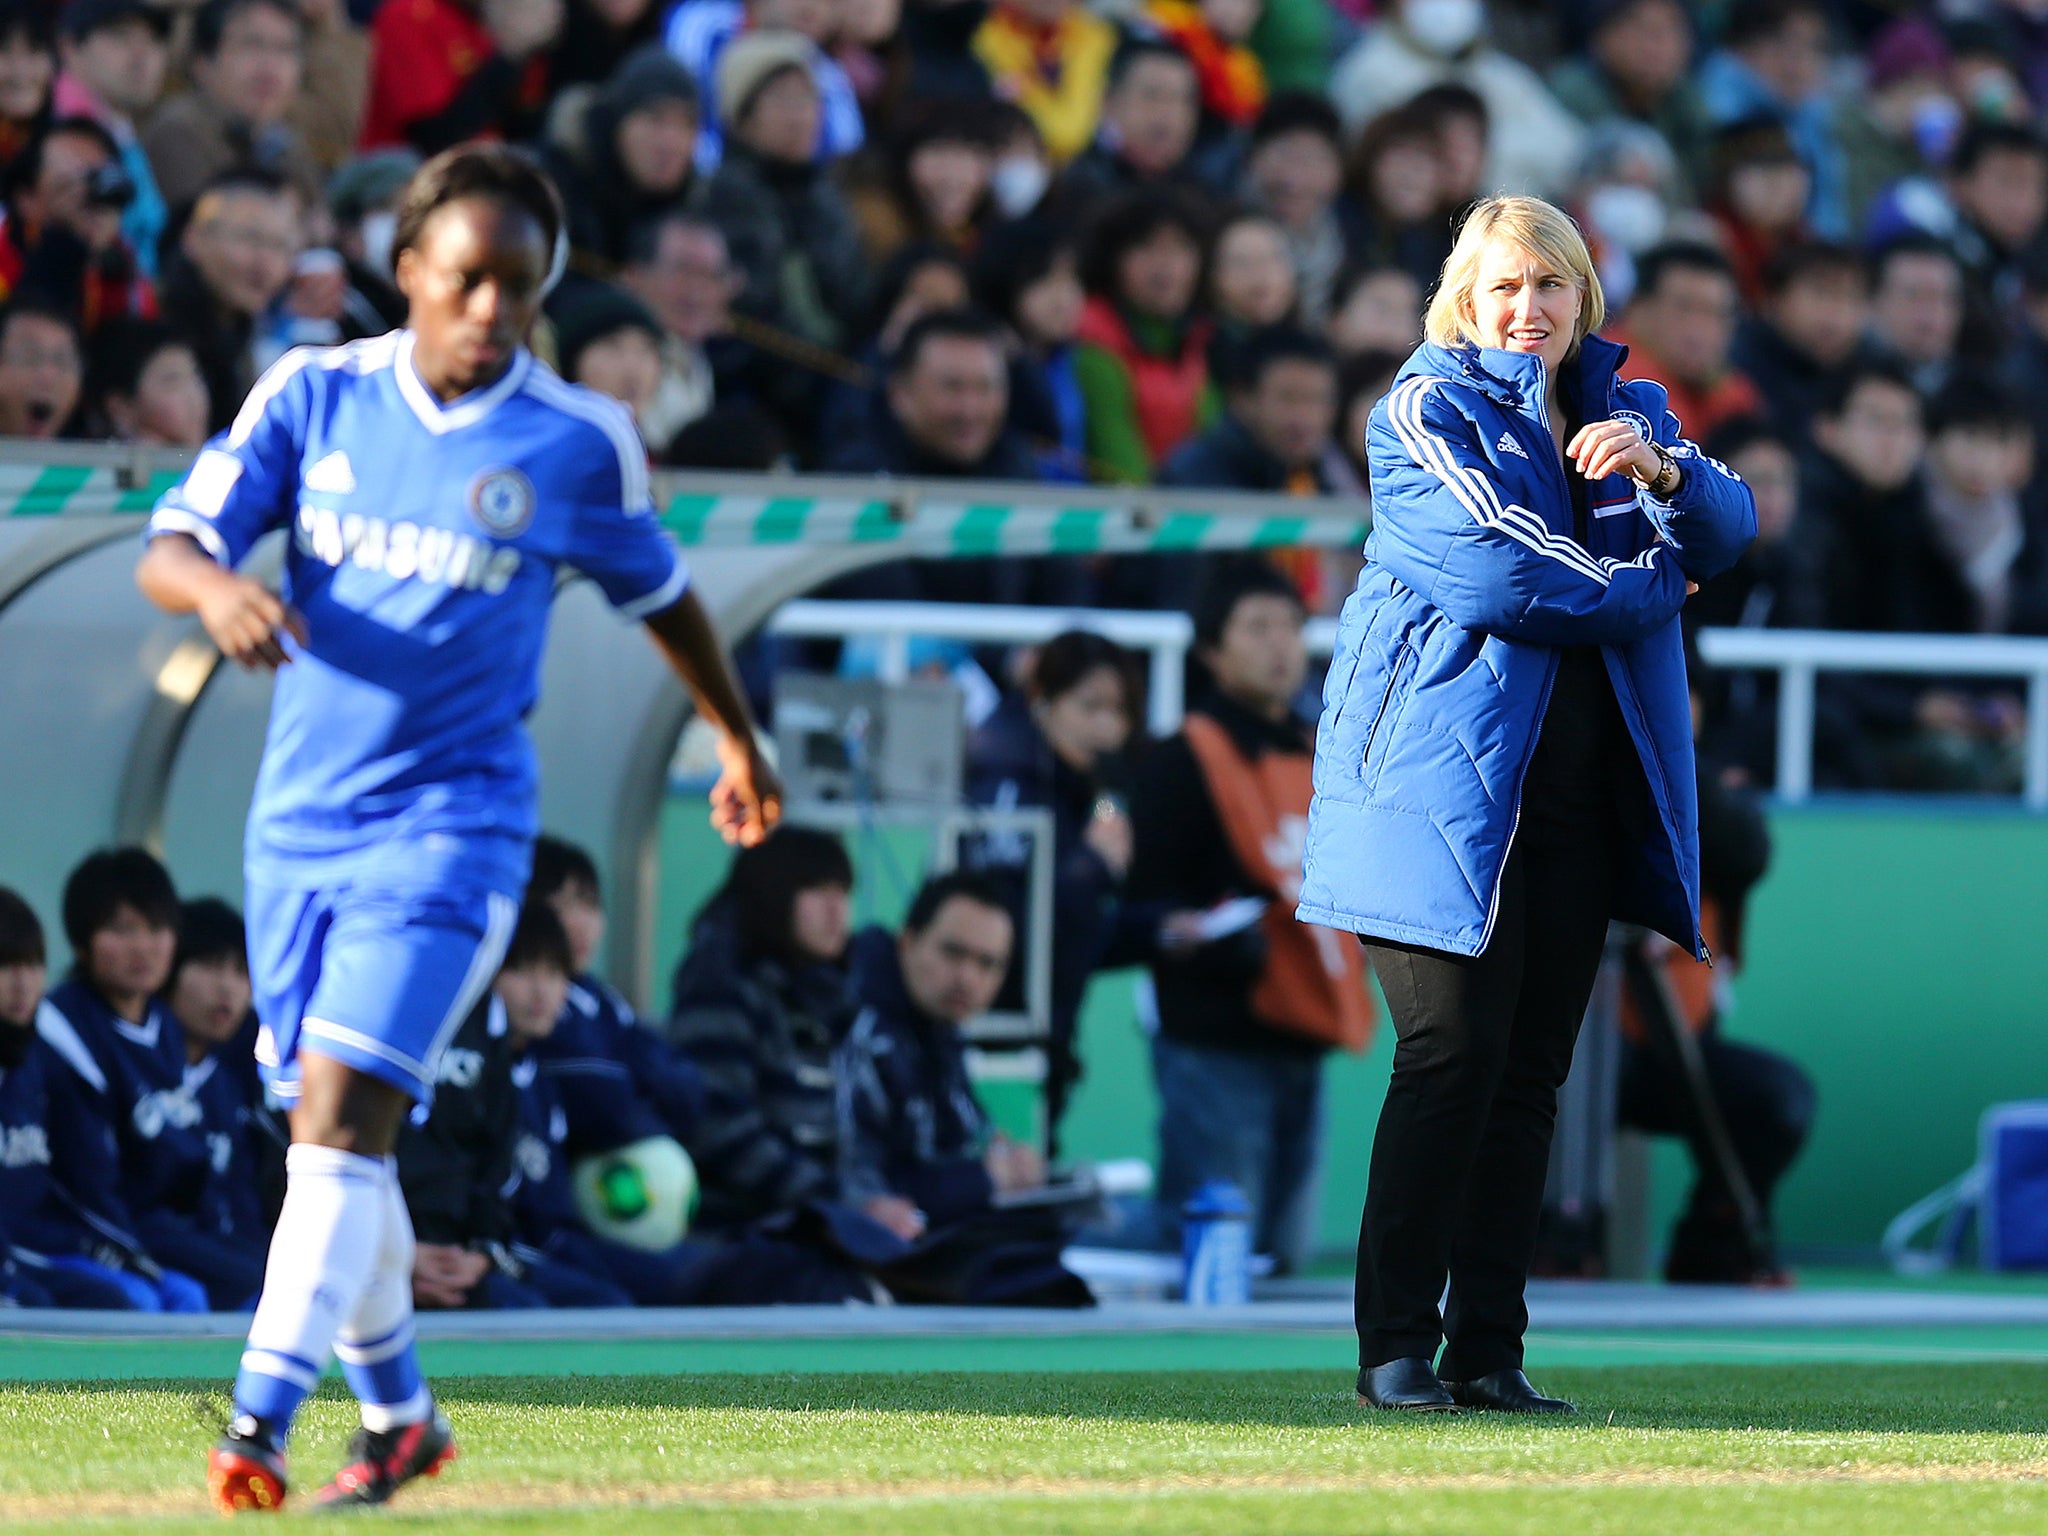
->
[245, 880, 520, 1107]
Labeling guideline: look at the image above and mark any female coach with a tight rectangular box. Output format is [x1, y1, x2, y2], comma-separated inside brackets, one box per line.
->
[1294, 197, 1756, 1413]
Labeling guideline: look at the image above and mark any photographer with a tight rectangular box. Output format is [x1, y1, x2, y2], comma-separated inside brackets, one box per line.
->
[0, 116, 153, 335]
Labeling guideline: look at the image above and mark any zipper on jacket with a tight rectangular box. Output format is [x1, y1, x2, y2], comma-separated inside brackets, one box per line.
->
[1359, 643, 1416, 774]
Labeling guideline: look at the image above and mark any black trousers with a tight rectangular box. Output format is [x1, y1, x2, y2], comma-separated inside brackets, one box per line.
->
[1355, 811, 1616, 1376]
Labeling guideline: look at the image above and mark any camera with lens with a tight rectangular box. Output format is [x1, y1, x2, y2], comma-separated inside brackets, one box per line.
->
[85, 161, 136, 211]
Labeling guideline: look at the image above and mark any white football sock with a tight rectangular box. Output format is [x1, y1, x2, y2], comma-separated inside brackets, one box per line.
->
[234, 1143, 390, 1436]
[335, 1159, 432, 1432]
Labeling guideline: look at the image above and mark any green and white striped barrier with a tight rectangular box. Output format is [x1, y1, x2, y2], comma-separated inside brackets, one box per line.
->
[0, 454, 1371, 554]
[662, 491, 1368, 553]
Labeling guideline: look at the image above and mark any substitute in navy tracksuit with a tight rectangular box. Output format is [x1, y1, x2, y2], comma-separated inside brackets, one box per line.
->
[0, 887, 149, 1310]
[1297, 199, 1755, 1411]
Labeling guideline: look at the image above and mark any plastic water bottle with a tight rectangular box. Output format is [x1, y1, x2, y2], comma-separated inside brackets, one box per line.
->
[1181, 1181, 1251, 1305]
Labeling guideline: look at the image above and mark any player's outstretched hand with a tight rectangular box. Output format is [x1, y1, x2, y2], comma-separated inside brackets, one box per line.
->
[710, 732, 783, 847]
[198, 575, 308, 670]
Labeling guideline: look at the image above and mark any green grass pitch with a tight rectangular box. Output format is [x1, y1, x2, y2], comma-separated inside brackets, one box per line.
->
[5, 1357, 2048, 1534]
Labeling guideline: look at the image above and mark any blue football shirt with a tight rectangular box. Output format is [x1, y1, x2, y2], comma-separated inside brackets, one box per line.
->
[146, 330, 689, 894]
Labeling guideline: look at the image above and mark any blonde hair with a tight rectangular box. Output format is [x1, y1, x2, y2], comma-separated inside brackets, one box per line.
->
[1423, 196, 1606, 353]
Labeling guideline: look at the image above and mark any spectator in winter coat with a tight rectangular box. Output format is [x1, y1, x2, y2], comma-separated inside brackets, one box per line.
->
[664, 829, 866, 1234]
[548, 279, 674, 453]
[1689, 418, 1825, 784]
[0, 3, 55, 187]
[1161, 323, 1336, 494]
[843, 101, 1002, 267]
[1704, 116, 1813, 309]
[542, 43, 699, 273]
[141, 0, 325, 217]
[1696, 0, 1843, 237]
[664, 0, 863, 173]
[34, 847, 210, 1311]
[824, 308, 1043, 482]
[974, 216, 1088, 480]
[1341, 103, 1456, 300]
[1160, 325, 1345, 613]
[1240, 92, 1350, 327]
[0, 886, 147, 1309]
[160, 169, 300, 433]
[836, 874, 1039, 1229]
[691, 32, 870, 365]
[1792, 362, 2011, 789]
[86, 317, 209, 445]
[1869, 235, 1964, 399]
[1550, 0, 1708, 193]
[1058, 40, 1208, 207]
[1730, 240, 1871, 446]
[1073, 188, 1216, 484]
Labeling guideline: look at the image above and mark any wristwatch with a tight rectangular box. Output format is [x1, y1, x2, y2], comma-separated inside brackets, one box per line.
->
[1644, 443, 1681, 497]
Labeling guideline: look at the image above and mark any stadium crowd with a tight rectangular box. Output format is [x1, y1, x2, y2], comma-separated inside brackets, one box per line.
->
[0, 0, 2038, 782]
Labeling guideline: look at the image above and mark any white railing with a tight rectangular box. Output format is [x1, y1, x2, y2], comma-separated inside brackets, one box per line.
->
[1695, 627, 2048, 810]
[769, 601, 1198, 736]
[766, 603, 2048, 811]
[766, 601, 1352, 738]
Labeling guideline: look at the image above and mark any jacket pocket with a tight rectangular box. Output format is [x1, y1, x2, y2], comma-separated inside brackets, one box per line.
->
[1360, 641, 1417, 781]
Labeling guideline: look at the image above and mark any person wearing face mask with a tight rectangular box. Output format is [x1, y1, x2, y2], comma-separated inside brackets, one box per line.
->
[1569, 120, 1679, 312]
[1331, 0, 1585, 201]
[1830, 17, 1958, 242]
[986, 104, 1054, 222]
[1304, 196, 1753, 1412]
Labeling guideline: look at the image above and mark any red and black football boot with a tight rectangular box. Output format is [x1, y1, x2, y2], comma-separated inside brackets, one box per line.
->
[208, 1416, 290, 1515]
[311, 1406, 457, 1510]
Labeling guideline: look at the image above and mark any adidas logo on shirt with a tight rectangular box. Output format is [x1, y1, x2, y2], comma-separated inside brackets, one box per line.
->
[304, 450, 357, 494]
[1496, 432, 1530, 460]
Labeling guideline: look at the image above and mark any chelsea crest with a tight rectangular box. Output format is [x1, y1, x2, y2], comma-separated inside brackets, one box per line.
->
[468, 466, 536, 538]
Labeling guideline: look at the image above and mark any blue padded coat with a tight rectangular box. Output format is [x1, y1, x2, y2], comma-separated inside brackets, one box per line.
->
[1295, 335, 1757, 958]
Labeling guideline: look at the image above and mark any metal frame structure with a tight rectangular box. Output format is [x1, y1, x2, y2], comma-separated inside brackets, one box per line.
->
[1695, 627, 2048, 809]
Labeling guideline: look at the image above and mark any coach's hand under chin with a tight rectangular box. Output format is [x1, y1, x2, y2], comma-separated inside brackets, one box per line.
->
[710, 733, 784, 848]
